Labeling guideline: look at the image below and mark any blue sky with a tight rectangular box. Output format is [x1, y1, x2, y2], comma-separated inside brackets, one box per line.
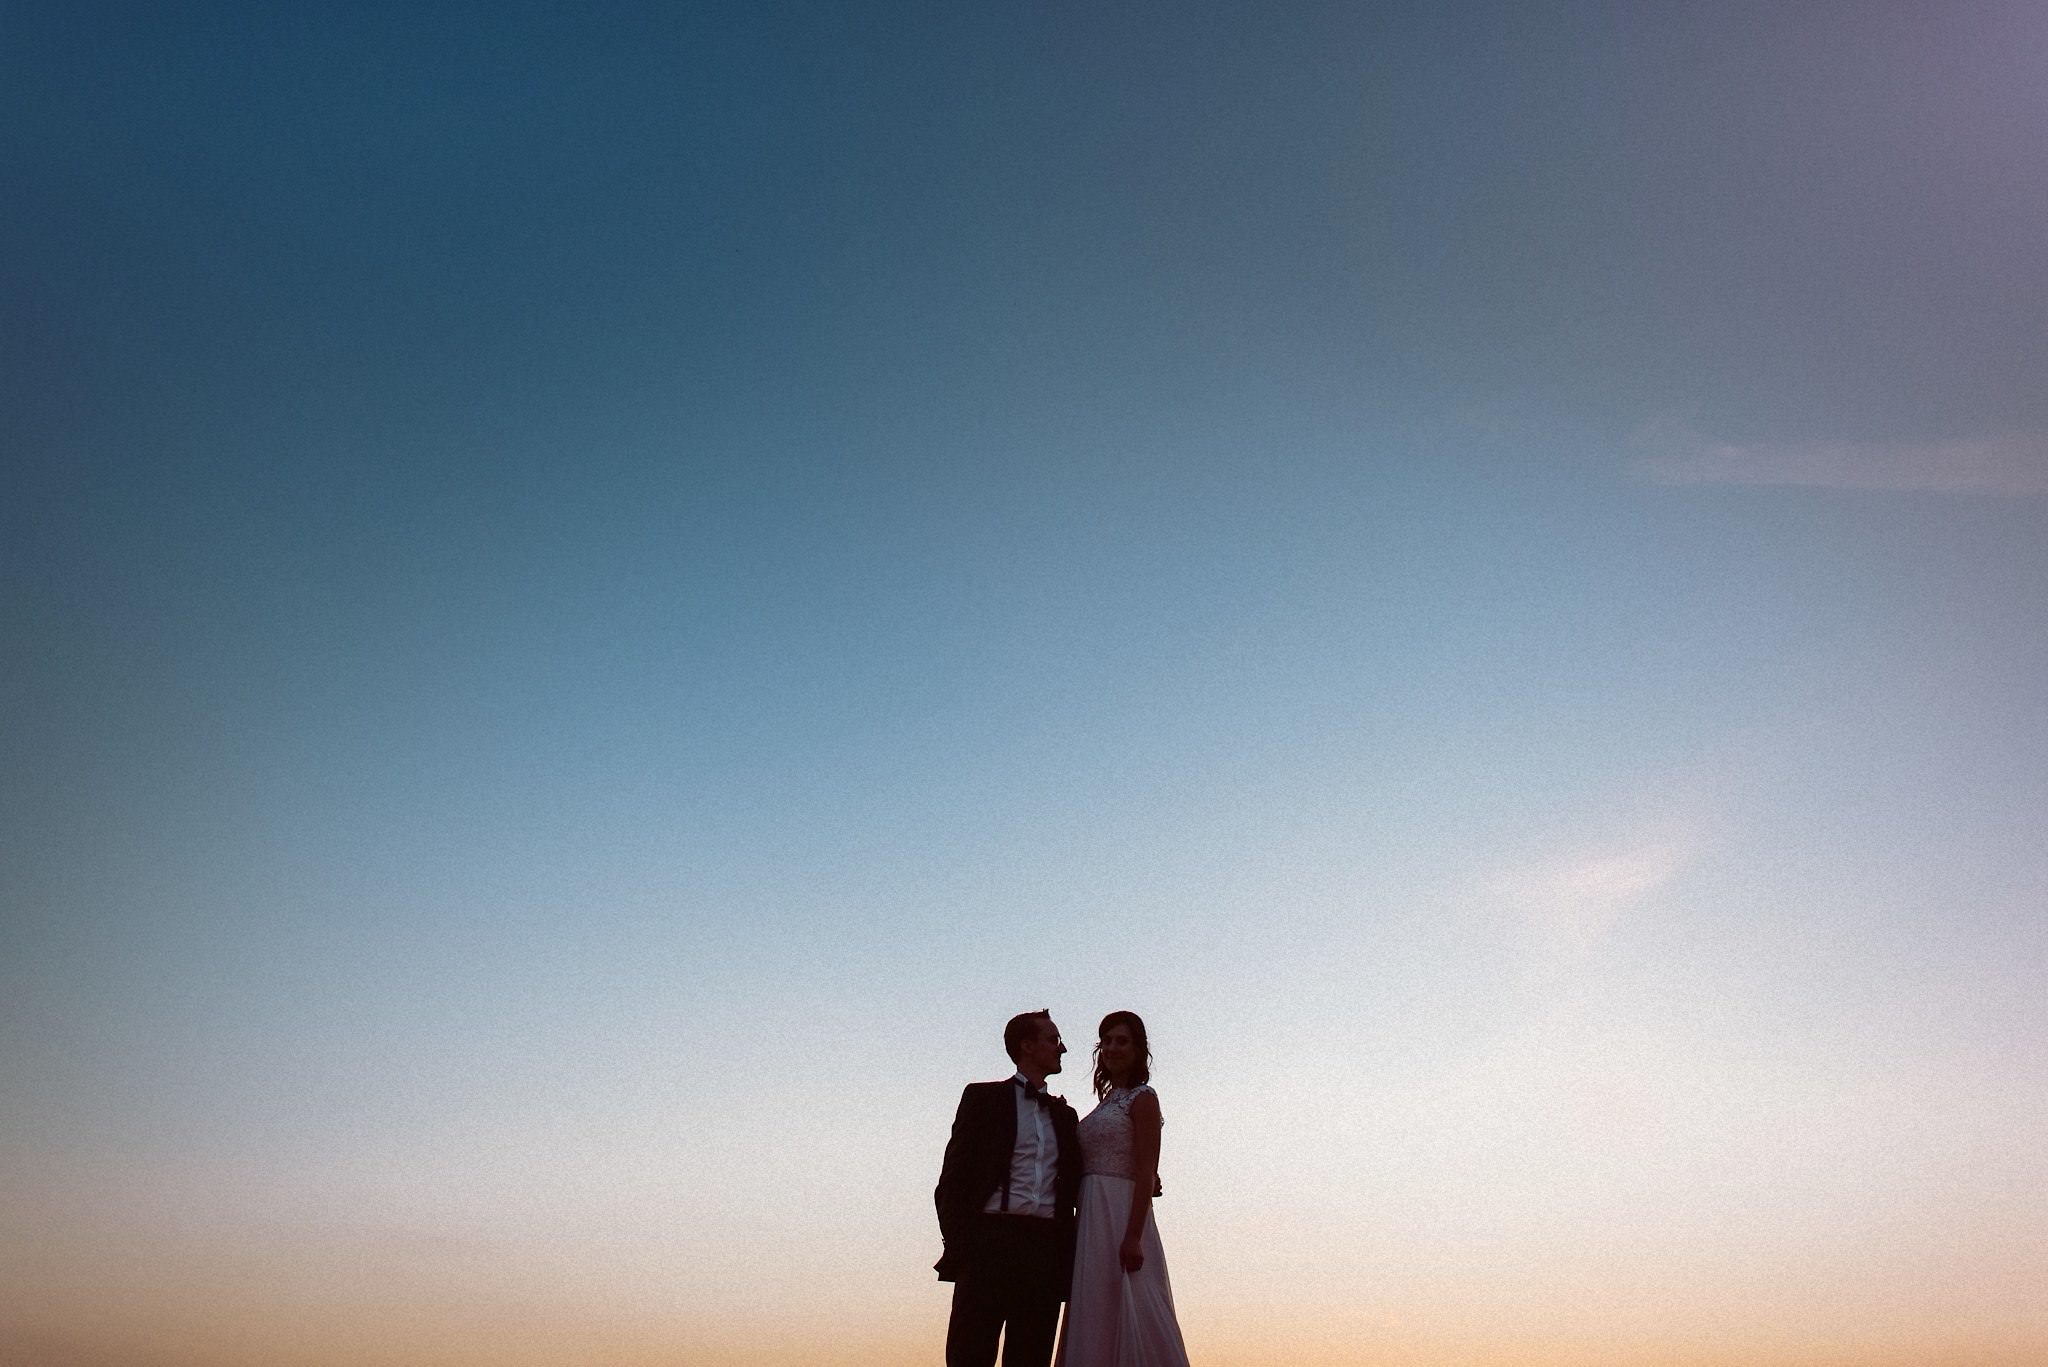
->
[5, 4, 2046, 1365]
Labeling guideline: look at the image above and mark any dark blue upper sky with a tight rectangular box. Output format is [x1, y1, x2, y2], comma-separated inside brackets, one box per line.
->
[8, 0, 2046, 919]
[8, 0, 2048, 985]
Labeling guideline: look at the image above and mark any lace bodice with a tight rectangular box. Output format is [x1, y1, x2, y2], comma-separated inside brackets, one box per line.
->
[1076, 1084, 1158, 1179]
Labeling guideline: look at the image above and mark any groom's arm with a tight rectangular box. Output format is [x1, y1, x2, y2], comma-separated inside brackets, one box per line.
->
[1055, 1104, 1083, 1217]
[934, 1085, 982, 1253]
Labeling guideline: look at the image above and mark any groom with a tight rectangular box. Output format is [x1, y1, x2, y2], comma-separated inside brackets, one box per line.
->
[934, 1010, 1082, 1367]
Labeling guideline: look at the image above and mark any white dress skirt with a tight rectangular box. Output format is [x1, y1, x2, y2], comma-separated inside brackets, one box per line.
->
[1054, 1086, 1192, 1367]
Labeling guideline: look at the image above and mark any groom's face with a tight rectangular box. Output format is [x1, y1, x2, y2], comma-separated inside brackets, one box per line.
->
[1022, 1019, 1066, 1076]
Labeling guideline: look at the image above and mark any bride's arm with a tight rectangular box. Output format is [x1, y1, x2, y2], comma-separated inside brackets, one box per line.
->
[1120, 1089, 1163, 1273]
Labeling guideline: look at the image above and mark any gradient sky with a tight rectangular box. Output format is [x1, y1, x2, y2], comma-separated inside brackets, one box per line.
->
[5, 4, 2046, 1365]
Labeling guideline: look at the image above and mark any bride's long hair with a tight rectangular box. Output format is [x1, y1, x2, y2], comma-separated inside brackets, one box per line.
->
[1091, 1010, 1152, 1100]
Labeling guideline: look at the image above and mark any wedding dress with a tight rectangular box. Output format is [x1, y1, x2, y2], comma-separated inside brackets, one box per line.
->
[1053, 1084, 1191, 1367]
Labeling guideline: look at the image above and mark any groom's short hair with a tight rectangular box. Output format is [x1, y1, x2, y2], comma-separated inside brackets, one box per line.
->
[1004, 1009, 1053, 1063]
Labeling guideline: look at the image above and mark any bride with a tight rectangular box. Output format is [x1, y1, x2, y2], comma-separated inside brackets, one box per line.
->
[1054, 1011, 1192, 1367]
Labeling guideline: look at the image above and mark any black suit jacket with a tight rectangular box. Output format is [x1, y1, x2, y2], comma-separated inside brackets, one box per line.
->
[933, 1079, 1082, 1287]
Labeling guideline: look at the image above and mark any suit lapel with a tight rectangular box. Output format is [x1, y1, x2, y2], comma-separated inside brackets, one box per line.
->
[992, 1080, 1017, 1167]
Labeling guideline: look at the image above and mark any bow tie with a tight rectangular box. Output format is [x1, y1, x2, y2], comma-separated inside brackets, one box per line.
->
[1015, 1081, 1060, 1107]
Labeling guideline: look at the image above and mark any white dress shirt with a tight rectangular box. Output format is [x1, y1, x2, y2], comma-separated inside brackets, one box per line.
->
[983, 1071, 1059, 1217]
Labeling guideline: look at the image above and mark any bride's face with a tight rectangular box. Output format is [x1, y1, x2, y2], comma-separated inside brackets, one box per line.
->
[1099, 1024, 1137, 1080]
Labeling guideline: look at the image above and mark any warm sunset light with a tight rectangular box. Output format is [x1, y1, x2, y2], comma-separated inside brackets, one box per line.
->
[5, 4, 2045, 1366]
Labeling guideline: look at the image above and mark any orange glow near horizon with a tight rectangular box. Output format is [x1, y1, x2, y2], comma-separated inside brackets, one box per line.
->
[8, 1175, 2045, 1367]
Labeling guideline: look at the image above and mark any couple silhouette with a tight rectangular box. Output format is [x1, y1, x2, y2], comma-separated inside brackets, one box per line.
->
[934, 1010, 1191, 1367]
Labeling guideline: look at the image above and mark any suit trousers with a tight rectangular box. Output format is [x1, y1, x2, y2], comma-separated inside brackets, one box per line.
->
[945, 1213, 1065, 1367]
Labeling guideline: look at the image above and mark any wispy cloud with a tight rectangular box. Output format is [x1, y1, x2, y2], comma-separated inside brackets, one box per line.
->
[1632, 426, 2048, 497]
[1483, 837, 1697, 952]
